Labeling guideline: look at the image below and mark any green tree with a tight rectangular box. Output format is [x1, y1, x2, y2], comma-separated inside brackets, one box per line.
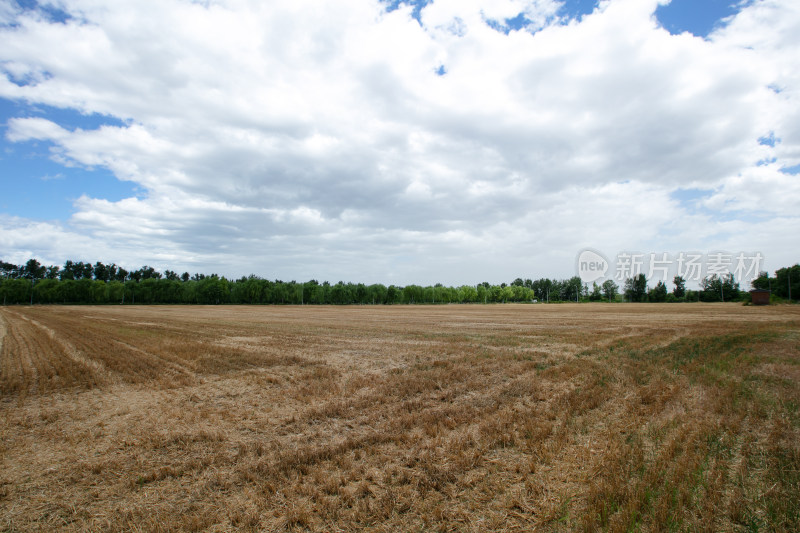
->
[22, 258, 46, 280]
[672, 276, 686, 299]
[135, 266, 161, 280]
[328, 282, 344, 305]
[91, 280, 108, 303]
[32, 278, 60, 303]
[1, 279, 30, 304]
[0, 261, 19, 279]
[649, 280, 668, 302]
[107, 281, 125, 303]
[774, 265, 800, 301]
[457, 285, 478, 303]
[197, 276, 227, 304]
[564, 276, 583, 302]
[114, 266, 128, 282]
[180, 280, 198, 303]
[601, 280, 618, 302]
[624, 274, 648, 302]
[751, 271, 769, 290]
[386, 285, 400, 304]
[589, 282, 603, 301]
[500, 285, 514, 303]
[700, 274, 740, 302]
[60, 260, 80, 280]
[93, 262, 110, 281]
[367, 284, 387, 305]
[80, 262, 93, 279]
[476, 284, 489, 304]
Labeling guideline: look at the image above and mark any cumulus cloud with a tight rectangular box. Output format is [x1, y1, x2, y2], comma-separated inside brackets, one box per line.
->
[1, 0, 798, 283]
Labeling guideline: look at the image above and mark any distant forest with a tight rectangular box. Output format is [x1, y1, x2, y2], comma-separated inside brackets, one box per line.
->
[0, 258, 797, 305]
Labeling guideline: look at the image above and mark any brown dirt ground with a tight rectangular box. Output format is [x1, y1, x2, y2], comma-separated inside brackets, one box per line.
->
[1, 303, 799, 532]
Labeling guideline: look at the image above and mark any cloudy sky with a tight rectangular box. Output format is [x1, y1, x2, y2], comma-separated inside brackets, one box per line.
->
[1, 0, 798, 285]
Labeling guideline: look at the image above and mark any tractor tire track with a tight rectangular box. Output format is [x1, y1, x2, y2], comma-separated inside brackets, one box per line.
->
[112, 339, 199, 387]
[1, 310, 41, 395]
[16, 313, 115, 386]
[0, 309, 108, 394]
[18, 307, 203, 387]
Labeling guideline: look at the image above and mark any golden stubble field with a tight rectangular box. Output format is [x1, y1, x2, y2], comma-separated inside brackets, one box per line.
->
[1, 303, 799, 532]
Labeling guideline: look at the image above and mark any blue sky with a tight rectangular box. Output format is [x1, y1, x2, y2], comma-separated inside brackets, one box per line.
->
[1, 0, 798, 284]
[655, 0, 747, 36]
[384, 0, 741, 34]
[0, 99, 135, 219]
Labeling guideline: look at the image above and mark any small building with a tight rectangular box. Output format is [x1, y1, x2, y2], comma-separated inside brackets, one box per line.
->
[750, 289, 770, 306]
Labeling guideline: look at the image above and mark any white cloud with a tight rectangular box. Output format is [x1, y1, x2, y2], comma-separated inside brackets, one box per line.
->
[703, 163, 800, 217]
[1, 0, 798, 283]
[6, 117, 68, 142]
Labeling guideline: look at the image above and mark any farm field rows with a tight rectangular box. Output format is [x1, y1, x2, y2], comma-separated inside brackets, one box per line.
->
[1, 303, 799, 531]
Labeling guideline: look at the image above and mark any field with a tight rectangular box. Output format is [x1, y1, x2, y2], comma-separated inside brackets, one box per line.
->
[1, 304, 799, 532]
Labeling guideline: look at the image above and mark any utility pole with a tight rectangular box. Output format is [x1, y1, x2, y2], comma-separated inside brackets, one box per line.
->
[30, 278, 34, 305]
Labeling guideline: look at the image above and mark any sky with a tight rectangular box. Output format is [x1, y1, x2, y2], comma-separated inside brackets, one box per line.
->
[1, 0, 799, 286]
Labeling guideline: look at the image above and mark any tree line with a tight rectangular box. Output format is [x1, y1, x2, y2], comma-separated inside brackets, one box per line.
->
[0, 258, 585, 305]
[0, 258, 796, 305]
[616, 273, 741, 303]
[751, 265, 800, 301]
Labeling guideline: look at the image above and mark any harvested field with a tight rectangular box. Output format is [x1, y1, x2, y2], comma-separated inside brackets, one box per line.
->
[1, 303, 799, 531]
